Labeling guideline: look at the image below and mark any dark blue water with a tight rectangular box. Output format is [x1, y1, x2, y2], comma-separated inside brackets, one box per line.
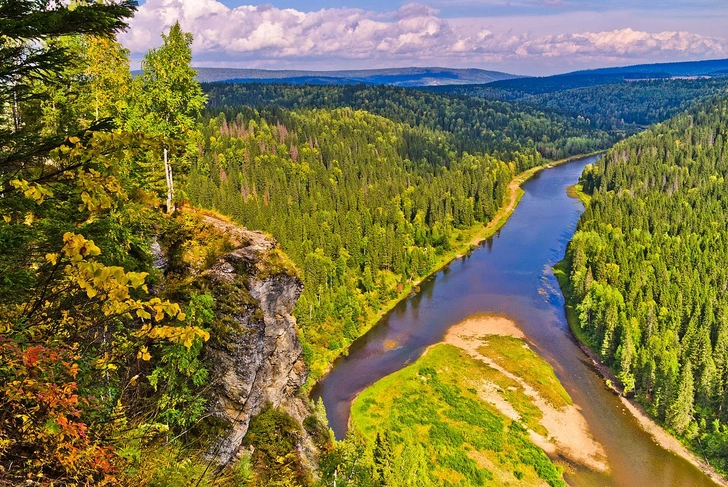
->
[311, 156, 718, 486]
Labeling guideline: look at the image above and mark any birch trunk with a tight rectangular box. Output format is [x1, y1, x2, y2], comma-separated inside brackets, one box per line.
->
[163, 146, 175, 213]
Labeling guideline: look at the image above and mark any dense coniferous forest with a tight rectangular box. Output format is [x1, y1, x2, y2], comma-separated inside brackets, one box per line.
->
[437, 78, 728, 132]
[203, 83, 615, 161]
[561, 95, 728, 472]
[6, 2, 728, 485]
[187, 82, 615, 381]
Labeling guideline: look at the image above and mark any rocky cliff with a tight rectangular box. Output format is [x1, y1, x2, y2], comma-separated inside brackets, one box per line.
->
[191, 215, 312, 465]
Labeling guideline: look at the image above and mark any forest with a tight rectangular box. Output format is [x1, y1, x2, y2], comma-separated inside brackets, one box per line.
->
[203, 82, 615, 161]
[561, 95, 728, 473]
[4, 1, 728, 485]
[437, 77, 728, 132]
[0, 2, 244, 485]
[187, 78, 618, 382]
[0, 2, 596, 484]
[188, 108, 518, 380]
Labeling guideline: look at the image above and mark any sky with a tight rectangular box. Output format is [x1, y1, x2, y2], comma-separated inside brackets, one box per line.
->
[121, 0, 728, 76]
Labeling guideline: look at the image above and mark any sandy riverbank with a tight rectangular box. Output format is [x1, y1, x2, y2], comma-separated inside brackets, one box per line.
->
[442, 315, 609, 474]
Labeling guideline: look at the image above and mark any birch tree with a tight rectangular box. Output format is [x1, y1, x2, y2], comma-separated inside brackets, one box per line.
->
[129, 21, 206, 213]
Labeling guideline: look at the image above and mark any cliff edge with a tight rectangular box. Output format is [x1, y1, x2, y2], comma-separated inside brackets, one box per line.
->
[175, 213, 311, 465]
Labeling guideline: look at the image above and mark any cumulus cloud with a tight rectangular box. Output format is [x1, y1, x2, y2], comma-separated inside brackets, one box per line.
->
[119, 0, 728, 71]
[517, 28, 727, 60]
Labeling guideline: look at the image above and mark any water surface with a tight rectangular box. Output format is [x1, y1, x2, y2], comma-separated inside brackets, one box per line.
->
[312, 156, 717, 486]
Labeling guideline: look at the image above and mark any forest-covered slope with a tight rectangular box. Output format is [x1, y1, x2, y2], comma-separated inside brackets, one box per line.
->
[434, 78, 728, 132]
[187, 81, 613, 382]
[188, 108, 520, 381]
[560, 95, 728, 473]
[9, 2, 728, 485]
[445, 57, 728, 97]
[203, 83, 614, 161]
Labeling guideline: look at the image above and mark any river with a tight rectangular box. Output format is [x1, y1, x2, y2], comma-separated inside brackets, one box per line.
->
[311, 155, 718, 486]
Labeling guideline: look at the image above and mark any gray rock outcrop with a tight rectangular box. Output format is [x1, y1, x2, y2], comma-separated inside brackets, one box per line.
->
[199, 221, 310, 464]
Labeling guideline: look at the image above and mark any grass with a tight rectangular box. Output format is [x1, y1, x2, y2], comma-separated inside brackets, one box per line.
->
[477, 335, 572, 409]
[351, 344, 565, 487]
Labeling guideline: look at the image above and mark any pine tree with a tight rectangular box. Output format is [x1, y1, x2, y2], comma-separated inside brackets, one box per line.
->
[0, 0, 136, 178]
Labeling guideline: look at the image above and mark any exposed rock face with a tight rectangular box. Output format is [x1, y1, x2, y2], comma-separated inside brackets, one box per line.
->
[199, 220, 310, 464]
[150, 237, 167, 272]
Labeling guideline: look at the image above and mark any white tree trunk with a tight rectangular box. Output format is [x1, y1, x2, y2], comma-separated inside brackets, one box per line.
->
[163, 147, 175, 214]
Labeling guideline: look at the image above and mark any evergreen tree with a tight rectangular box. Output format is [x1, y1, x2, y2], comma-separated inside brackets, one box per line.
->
[0, 0, 136, 177]
[667, 360, 695, 434]
[563, 94, 728, 470]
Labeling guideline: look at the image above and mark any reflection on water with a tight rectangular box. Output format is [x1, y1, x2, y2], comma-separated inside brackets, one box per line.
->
[311, 157, 718, 487]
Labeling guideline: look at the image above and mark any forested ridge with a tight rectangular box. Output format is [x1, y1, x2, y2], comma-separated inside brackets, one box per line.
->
[188, 79, 615, 381]
[203, 82, 614, 161]
[561, 95, 728, 472]
[437, 78, 728, 132]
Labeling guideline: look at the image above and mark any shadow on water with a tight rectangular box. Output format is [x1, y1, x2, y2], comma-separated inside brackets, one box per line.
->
[310, 156, 718, 487]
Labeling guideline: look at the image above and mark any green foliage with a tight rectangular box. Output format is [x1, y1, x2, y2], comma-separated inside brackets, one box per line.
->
[440, 77, 728, 132]
[187, 107, 521, 380]
[563, 94, 728, 472]
[119, 438, 244, 487]
[203, 82, 614, 162]
[244, 403, 311, 486]
[128, 21, 207, 141]
[303, 397, 334, 451]
[0, 0, 136, 174]
[0, 5, 221, 484]
[146, 293, 214, 430]
[317, 431, 378, 487]
[126, 21, 208, 211]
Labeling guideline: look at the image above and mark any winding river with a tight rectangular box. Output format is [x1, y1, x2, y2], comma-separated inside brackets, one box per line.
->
[311, 155, 718, 486]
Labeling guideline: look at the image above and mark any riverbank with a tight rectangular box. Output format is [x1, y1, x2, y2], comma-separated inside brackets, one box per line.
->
[465, 152, 602, 250]
[565, 184, 590, 206]
[316, 155, 719, 485]
[307, 152, 603, 388]
[553, 262, 728, 487]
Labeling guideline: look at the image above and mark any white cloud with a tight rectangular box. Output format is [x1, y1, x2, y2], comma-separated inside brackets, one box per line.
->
[120, 1, 728, 73]
[518, 28, 727, 60]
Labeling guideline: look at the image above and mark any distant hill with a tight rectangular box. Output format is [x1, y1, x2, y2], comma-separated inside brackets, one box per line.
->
[191, 67, 520, 87]
[465, 58, 728, 96]
[571, 57, 728, 78]
[428, 58, 728, 133]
